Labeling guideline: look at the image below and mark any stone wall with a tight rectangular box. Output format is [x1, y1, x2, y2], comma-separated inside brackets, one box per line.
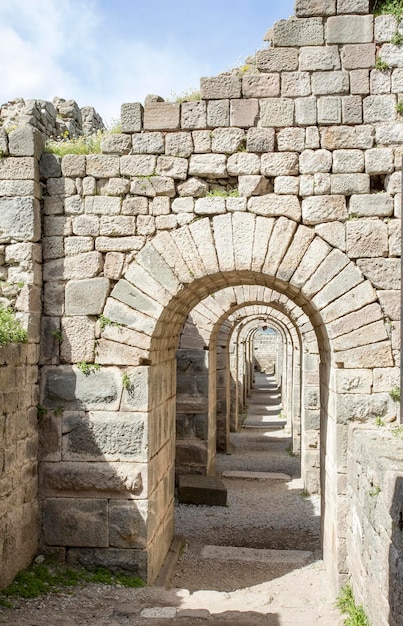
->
[347, 425, 403, 626]
[254, 331, 278, 373]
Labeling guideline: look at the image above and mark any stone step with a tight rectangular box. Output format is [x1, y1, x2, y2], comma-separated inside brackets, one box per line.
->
[201, 545, 314, 565]
[222, 470, 291, 481]
[178, 474, 227, 506]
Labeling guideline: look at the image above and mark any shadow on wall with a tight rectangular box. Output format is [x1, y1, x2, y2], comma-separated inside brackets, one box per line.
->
[38, 362, 152, 580]
[389, 475, 403, 626]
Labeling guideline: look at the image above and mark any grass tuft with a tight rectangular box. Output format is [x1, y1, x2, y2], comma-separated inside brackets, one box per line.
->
[336, 584, 370, 626]
[0, 305, 27, 347]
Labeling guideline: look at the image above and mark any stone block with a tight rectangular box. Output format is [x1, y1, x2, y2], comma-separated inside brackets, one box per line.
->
[8, 126, 45, 159]
[365, 148, 394, 175]
[274, 176, 299, 195]
[370, 69, 391, 95]
[200, 75, 241, 99]
[230, 99, 259, 127]
[178, 474, 227, 506]
[42, 365, 121, 410]
[246, 128, 275, 152]
[227, 153, 260, 175]
[207, 100, 229, 127]
[377, 290, 400, 320]
[150, 176, 175, 197]
[248, 195, 301, 221]
[171, 197, 194, 213]
[100, 215, 135, 235]
[296, 0, 336, 16]
[188, 154, 227, 178]
[131, 132, 164, 154]
[86, 155, 119, 178]
[388, 219, 401, 257]
[61, 155, 86, 178]
[326, 15, 373, 44]
[357, 258, 400, 289]
[181, 101, 207, 129]
[65, 278, 110, 315]
[242, 74, 280, 98]
[315, 221, 346, 250]
[226, 197, 247, 212]
[66, 547, 147, 579]
[43, 498, 108, 547]
[143, 103, 180, 131]
[156, 156, 188, 180]
[260, 98, 294, 127]
[299, 46, 340, 71]
[281, 72, 311, 97]
[62, 411, 147, 461]
[211, 128, 245, 153]
[238, 175, 272, 197]
[392, 68, 403, 92]
[103, 252, 125, 280]
[295, 98, 317, 125]
[379, 44, 403, 68]
[318, 97, 342, 124]
[0, 179, 40, 197]
[349, 194, 393, 217]
[312, 71, 349, 95]
[192, 130, 211, 153]
[373, 367, 400, 392]
[120, 155, 156, 177]
[302, 195, 347, 224]
[61, 316, 96, 363]
[277, 128, 306, 152]
[337, 0, 369, 13]
[330, 173, 370, 194]
[341, 44, 375, 70]
[261, 152, 298, 176]
[273, 18, 324, 47]
[299, 149, 332, 174]
[342, 96, 363, 124]
[0, 156, 37, 180]
[363, 95, 396, 123]
[72, 215, 99, 236]
[194, 197, 226, 215]
[350, 69, 370, 95]
[347, 220, 388, 258]
[165, 132, 193, 158]
[333, 149, 364, 174]
[320, 125, 373, 149]
[40, 154, 61, 180]
[100, 133, 132, 155]
[0, 196, 40, 243]
[256, 48, 298, 72]
[121, 103, 143, 133]
[109, 500, 148, 548]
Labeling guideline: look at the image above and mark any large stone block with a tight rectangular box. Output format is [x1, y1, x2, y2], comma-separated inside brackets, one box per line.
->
[101, 134, 132, 155]
[61, 316, 96, 363]
[0, 156, 37, 180]
[256, 48, 298, 72]
[181, 101, 207, 129]
[86, 155, 120, 178]
[337, 0, 369, 13]
[282, 72, 311, 97]
[143, 103, 180, 131]
[165, 132, 193, 158]
[8, 126, 45, 159]
[0, 196, 40, 243]
[321, 125, 374, 149]
[272, 18, 324, 47]
[330, 173, 370, 194]
[349, 194, 393, 217]
[42, 365, 122, 410]
[295, 0, 336, 16]
[379, 44, 403, 68]
[227, 153, 260, 176]
[194, 197, 226, 215]
[357, 258, 400, 289]
[363, 95, 397, 123]
[342, 96, 363, 125]
[261, 152, 299, 176]
[248, 195, 301, 221]
[377, 290, 400, 320]
[131, 132, 164, 154]
[65, 278, 110, 315]
[295, 98, 318, 125]
[109, 500, 148, 548]
[121, 103, 143, 133]
[318, 97, 342, 124]
[242, 74, 280, 98]
[302, 195, 347, 224]
[312, 71, 349, 95]
[246, 128, 275, 153]
[120, 366, 150, 412]
[260, 98, 294, 127]
[299, 46, 340, 71]
[200, 75, 241, 99]
[188, 154, 227, 178]
[67, 547, 147, 579]
[300, 148, 332, 174]
[43, 498, 108, 547]
[120, 155, 156, 177]
[156, 156, 188, 180]
[62, 411, 147, 461]
[341, 44, 375, 70]
[230, 99, 259, 127]
[178, 474, 227, 506]
[326, 15, 374, 44]
[277, 128, 306, 152]
[347, 219, 388, 259]
[332, 149, 364, 173]
[211, 128, 245, 153]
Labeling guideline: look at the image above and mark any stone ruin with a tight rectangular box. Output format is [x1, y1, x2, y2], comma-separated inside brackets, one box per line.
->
[0, 1, 402, 624]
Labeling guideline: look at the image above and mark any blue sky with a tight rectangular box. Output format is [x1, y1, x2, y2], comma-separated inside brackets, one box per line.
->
[0, 0, 295, 125]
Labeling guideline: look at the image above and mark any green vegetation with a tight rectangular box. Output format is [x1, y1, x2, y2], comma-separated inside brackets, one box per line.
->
[168, 88, 201, 103]
[336, 584, 370, 626]
[374, 57, 390, 70]
[45, 130, 103, 156]
[97, 315, 119, 331]
[389, 386, 401, 402]
[374, 0, 403, 19]
[50, 329, 63, 343]
[391, 30, 403, 44]
[0, 305, 28, 347]
[0, 561, 144, 608]
[392, 425, 403, 437]
[397, 101, 403, 115]
[375, 416, 385, 427]
[122, 371, 132, 390]
[285, 443, 298, 457]
[36, 405, 47, 421]
[207, 188, 239, 198]
[76, 361, 101, 375]
[369, 485, 381, 497]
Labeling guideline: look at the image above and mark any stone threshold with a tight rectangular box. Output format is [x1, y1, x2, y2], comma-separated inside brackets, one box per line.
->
[201, 545, 313, 565]
[222, 470, 291, 481]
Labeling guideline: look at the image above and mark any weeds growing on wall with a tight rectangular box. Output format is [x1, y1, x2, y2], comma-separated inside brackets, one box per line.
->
[336, 584, 370, 626]
[0, 305, 27, 347]
[0, 561, 144, 608]
[374, 0, 403, 20]
[45, 130, 103, 156]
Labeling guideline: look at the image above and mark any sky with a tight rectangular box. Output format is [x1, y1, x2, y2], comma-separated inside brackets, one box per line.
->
[0, 0, 295, 125]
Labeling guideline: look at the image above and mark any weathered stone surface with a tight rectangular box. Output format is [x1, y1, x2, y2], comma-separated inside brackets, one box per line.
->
[299, 45, 340, 71]
[299, 149, 332, 174]
[273, 18, 324, 47]
[363, 95, 397, 123]
[282, 72, 311, 97]
[109, 500, 148, 548]
[206, 100, 229, 128]
[274, 176, 299, 195]
[143, 103, 180, 131]
[177, 177, 208, 198]
[230, 99, 259, 127]
[211, 128, 245, 153]
[295, 0, 336, 16]
[302, 195, 347, 224]
[192, 130, 211, 153]
[43, 498, 108, 547]
[248, 195, 301, 221]
[194, 198, 226, 215]
[0, 156, 37, 180]
[242, 74, 280, 98]
[165, 132, 193, 158]
[377, 290, 401, 320]
[342, 96, 363, 125]
[40, 462, 146, 496]
[346, 220, 388, 259]
[65, 278, 110, 315]
[62, 411, 147, 461]
[131, 132, 164, 154]
[326, 15, 373, 44]
[120, 155, 156, 177]
[178, 474, 227, 506]
[261, 152, 299, 176]
[246, 128, 275, 152]
[357, 258, 401, 289]
[260, 98, 294, 127]
[121, 102, 143, 133]
[295, 97, 317, 125]
[42, 365, 121, 410]
[341, 44, 375, 70]
[61, 316, 95, 362]
[86, 155, 119, 178]
[277, 128, 306, 152]
[156, 156, 188, 180]
[318, 97, 342, 124]
[181, 101, 207, 129]
[312, 71, 349, 95]
[256, 48, 299, 72]
[379, 44, 403, 68]
[349, 194, 393, 217]
[321, 125, 374, 150]
[238, 175, 272, 197]
[8, 126, 45, 159]
[227, 153, 260, 176]
[365, 147, 394, 175]
[0, 197, 40, 243]
[200, 75, 241, 99]
[188, 154, 227, 178]
[332, 149, 364, 173]
[330, 173, 370, 194]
